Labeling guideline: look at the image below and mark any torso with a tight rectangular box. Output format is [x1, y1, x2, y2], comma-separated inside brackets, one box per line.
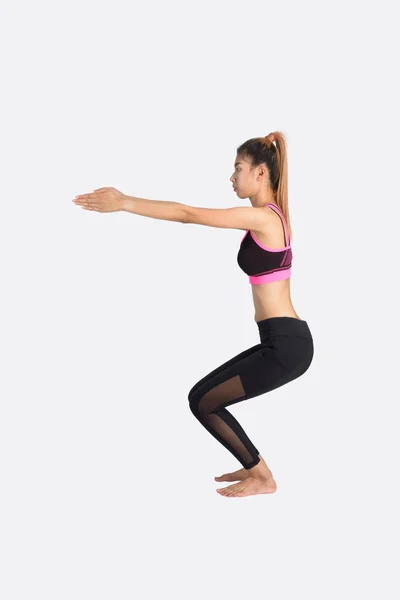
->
[250, 205, 302, 323]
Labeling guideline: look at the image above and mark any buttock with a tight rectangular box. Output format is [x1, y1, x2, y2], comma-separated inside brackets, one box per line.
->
[262, 334, 314, 376]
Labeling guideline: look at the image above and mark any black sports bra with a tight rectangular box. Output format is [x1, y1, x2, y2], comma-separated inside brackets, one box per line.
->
[237, 202, 292, 284]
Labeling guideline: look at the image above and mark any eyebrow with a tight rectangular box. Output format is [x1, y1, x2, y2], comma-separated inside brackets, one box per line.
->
[234, 161, 242, 167]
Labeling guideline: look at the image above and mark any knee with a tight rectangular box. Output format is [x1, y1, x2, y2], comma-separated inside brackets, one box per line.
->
[188, 389, 198, 413]
[188, 381, 203, 405]
[188, 386, 196, 403]
[188, 387, 204, 418]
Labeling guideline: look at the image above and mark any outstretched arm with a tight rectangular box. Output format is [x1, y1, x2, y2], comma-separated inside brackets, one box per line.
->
[185, 205, 269, 232]
[122, 195, 188, 223]
[73, 188, 268, 232]
[124, 196, 269, 232]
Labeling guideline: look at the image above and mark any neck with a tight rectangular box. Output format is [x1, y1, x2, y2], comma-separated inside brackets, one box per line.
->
[249, 190, 276, 208]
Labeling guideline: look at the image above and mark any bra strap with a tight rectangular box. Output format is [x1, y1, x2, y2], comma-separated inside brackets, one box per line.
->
[264, 202, 290, 246]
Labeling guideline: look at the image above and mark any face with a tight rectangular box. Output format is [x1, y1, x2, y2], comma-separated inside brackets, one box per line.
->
[230, 154, 268, 199]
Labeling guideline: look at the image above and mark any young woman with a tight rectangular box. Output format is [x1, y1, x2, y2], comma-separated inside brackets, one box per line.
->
[73, 131, 314, 499]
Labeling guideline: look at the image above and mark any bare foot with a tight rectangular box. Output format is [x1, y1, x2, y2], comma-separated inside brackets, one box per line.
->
[216, 455, 277, 497]
[215, 456, 272, 483]
[216, 475, 277, 497]
[214, 467, 250, 483]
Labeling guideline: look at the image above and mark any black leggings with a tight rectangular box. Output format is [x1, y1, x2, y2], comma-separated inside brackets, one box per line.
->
[188, 317, 314, 470]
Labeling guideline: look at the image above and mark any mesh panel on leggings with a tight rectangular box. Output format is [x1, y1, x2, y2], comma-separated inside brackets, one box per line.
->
[192, 374, 259, 468]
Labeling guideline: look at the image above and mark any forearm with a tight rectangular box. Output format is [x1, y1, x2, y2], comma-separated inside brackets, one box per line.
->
[121, 195, 189, 223]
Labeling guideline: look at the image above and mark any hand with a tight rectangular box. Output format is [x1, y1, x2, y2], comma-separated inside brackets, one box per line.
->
[72, 187, 126, 213]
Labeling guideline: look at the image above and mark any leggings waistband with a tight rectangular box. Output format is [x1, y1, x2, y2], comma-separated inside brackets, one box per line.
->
[257, 316, 312, 340]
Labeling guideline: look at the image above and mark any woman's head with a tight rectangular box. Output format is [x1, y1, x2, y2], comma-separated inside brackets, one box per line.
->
[230, 131, 292, 239]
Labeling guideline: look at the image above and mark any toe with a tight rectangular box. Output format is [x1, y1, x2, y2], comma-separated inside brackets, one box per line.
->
[223, 482, 242, 496]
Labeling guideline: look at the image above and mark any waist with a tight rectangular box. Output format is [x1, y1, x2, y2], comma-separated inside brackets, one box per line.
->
[257, 316, 312, 341]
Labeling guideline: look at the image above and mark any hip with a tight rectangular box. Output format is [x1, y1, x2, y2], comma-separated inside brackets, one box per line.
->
[257, 316, 314, 375]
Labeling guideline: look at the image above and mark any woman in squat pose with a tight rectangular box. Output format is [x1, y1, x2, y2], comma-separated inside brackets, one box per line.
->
[73, 131, 314, 499]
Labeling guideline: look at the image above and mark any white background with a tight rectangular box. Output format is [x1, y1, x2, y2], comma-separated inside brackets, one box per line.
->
[1, 0, 399, 598]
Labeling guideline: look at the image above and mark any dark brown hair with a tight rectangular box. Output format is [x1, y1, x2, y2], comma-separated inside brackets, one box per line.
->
[236, 131, 292, 240]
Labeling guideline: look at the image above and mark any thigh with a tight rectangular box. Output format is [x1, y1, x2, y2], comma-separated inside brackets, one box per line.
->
[188, 343, 263, 401]
[188, 343, 288, 405]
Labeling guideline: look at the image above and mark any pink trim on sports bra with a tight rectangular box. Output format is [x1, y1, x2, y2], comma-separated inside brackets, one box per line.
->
[249, 230, 290, 252]
[239, 230, 248, 244]
[249, 268, 291, 284]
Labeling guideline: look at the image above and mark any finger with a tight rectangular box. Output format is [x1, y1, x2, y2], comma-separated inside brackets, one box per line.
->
[76, 190, 99, 198]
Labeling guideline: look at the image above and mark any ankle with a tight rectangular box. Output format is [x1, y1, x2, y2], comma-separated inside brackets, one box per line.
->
[249, 457, 273, 480]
